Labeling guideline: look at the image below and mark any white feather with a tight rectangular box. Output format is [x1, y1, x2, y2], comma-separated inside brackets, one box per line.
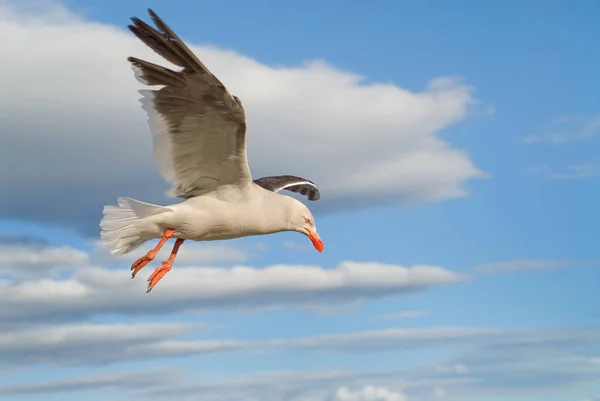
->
[100, 197, 169, 255]
[277, 181, 314, 192]
[131, 64, 150, 85]
[139, 90, 177, 187]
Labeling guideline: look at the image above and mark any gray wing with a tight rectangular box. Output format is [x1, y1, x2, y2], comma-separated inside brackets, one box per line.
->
[127, 9, 252, 198]
[254, 175, 320, 201]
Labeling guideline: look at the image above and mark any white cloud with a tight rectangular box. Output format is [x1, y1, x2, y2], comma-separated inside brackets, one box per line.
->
[335, 386, 406, 401]
[0, 321, 201, 365]
[589, 358, 600, 366]
[0, 260, 462, 323]
[0, 298, 586, 368]
[433, 387, 446, 398]
[434, 364, 468, 375]
[548, 162, 600, 180]
[376, 310, 426, 320]
[471, 259, 576, 275]
[0, 368, 181, 396]
[527, 163, 550, 174]
[3, 324, 600, 400]
[169, 244, 248, 265]
[91, 239, 248, 266]
[0, 1, 486, 233]
[6, 318, 597, 368]
[524, 114, 600, 144]
[0, 243, 89, 277]
[281, 240, 309, 250]
[528, 162, 600, 181]
[0, 320, 255, 367]
[318, 325, 581, 350]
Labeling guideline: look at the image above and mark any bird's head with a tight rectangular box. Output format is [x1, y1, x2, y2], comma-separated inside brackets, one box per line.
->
[288, 200, 324, 252]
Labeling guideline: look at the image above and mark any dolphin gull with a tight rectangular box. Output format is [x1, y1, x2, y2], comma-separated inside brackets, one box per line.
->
[100, 9, 324, 293]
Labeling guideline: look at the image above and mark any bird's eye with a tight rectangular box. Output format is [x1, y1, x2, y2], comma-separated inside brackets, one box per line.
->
[304, 217, 311, 224]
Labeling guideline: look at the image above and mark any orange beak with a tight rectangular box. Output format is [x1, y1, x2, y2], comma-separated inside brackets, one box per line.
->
[306, 228, 324, 252]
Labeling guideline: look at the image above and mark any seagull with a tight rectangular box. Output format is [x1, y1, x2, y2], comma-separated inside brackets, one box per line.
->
[100, 9, 324, 293]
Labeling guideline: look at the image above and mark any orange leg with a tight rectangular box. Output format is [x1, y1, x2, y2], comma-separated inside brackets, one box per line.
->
[130, 229, 175, 278]
[146, 238, 185, 293]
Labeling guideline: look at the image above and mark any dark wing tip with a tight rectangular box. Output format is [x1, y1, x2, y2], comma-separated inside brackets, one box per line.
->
[128, 17, 148, 33]
[308, 188, 321, 201]
[147, 8, 173, 37]
[288, 184, 320, 201]
[254, 175, 321, 201]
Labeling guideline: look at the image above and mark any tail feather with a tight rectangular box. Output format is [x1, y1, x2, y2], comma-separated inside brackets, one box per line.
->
[100, 197, 167, 256]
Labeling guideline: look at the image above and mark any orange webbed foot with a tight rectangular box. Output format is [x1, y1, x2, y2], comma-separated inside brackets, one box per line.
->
[131, 252, 154, 278]
[130, 229, 175, 279]
[146, 260, 173, 293]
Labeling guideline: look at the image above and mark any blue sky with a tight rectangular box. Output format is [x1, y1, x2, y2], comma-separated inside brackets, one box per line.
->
[0, 1, 599, 400]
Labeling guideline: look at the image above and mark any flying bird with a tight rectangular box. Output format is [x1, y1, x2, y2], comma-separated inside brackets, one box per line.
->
[100, 9, 324, 293]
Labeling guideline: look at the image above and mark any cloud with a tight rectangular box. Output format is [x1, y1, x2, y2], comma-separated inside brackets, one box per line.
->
[527, 163, 550, 174]
[167, 244, 248, 265]
[471, 259, 577, 275]
[0, 260, 462, 324]
[547, 162, 600, 180]
[0, 369, 374, 400]
[376, 310, 426, 320]
[3, 322, 600, 400]
[0, 368, 181, 397]
[5, 316, 599, 369]
[0, 234, 51, 247]
[528, 162, 600, 181]
[433, 387, 447, 398]
[281, 240, 309, 250]
[0, 242, 89, 278]
[127, 370, 471, 401]
[264, 326, 600, 352]
[91, 239, 248, 266]
[524, 114, 600, 144]
[334, 386, 406, 401]
[434, 347, 600, 396]
[0, 1, 486, 234]
[0, 321, 247, 367]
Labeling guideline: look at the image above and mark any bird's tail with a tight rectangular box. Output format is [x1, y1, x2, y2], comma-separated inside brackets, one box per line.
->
[100, 197, 167, 256]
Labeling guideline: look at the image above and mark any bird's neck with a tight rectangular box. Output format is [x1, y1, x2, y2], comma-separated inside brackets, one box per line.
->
[254, 188, 298, 233]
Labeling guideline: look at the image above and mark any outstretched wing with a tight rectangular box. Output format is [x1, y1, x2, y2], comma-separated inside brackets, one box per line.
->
[127, 9, 252, 198]
[254, 175, 320, 201]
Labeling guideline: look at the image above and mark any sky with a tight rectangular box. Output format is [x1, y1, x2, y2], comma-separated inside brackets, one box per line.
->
[0, 0, 599, 400]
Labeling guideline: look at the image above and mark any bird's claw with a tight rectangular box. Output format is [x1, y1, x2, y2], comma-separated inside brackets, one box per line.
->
[131, 252, 154, 278]
[146, 261, 172, 293]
